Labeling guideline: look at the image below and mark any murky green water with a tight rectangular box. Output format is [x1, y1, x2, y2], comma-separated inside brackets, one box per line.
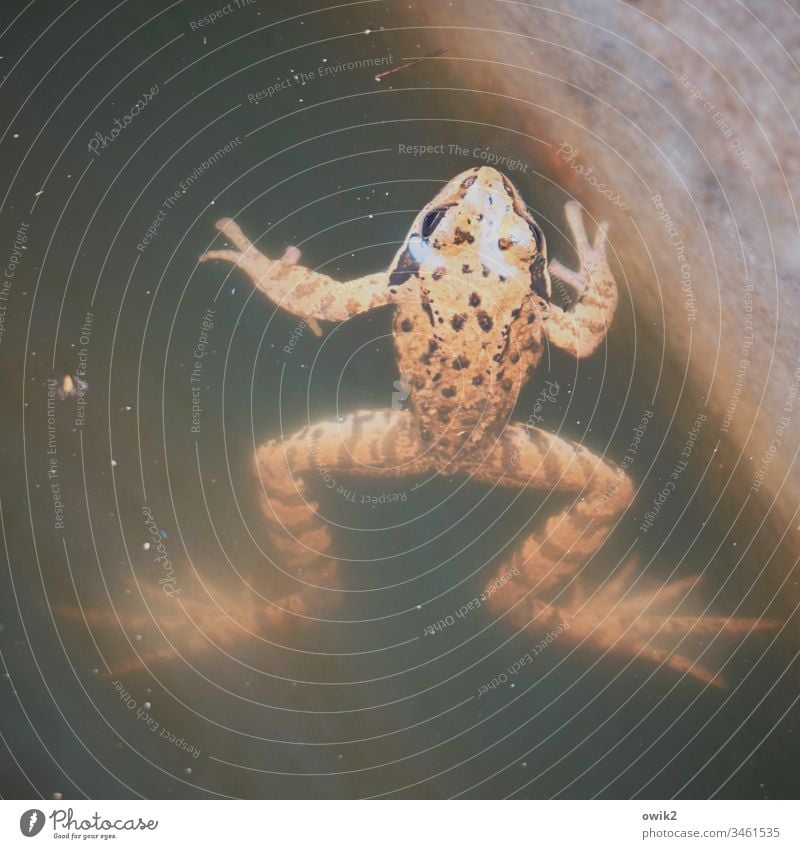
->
[0, 0, 797, 800]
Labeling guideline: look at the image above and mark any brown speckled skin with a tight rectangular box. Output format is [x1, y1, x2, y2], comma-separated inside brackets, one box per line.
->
[390, 167, 550, 460]
[196, 168, 775, 686]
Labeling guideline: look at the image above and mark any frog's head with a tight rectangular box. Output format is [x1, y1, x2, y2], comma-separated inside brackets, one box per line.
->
[390, 166, 551, 299]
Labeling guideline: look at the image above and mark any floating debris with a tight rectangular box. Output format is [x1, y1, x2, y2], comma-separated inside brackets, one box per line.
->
[374, 47, 448, 82]
[55, 372, 88, 400]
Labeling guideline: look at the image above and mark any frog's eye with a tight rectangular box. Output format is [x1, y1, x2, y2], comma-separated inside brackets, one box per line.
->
[422, 208, 447, 238]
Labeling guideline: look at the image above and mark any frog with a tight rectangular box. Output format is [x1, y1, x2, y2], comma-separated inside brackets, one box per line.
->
[72, 166, 764, 687]
[185, 166, 771, 686]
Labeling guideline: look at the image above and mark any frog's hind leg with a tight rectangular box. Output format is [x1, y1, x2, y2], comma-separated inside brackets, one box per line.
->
[254, 409, 432, 624]
[472, 424, 776, 686]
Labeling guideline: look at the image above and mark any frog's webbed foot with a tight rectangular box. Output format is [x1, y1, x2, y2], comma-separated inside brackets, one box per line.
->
[199, 218, 393, 327]
[472, 423, 777, 686]
[546, 202, 617, 359]
[57, 575, 281, 677]
[254, 409, 434, 628]
[555, 561, 779, 687]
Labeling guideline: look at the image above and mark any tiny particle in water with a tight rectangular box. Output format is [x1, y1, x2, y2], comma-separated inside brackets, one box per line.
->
[134, 634, 142, 641]
[337, 753, 343, 760]
[111, 459, 117, 467]
[159, 529, 168, 539]
[143, 701, 151, 710]
[123, 404, 133, 411]
[52, 793, 63, 800]
[184, 767, 193, 775]
[90, 668, 99, 676]
[143, 542, 151, 551]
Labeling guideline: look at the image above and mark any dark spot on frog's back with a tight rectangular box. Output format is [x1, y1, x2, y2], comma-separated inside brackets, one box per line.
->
[498, 237, 513, 251]
[451, 313, 466, 331]
[432, 266, 447, 280]
[472, 374, 484, 386]
[462, 264, 472, 274]
[400, 318, 413, 332]
[477, 311, 493, 332]
[452, 356, 470, 370]
[461, 175, 477, 189]
[441, 386, 457, 398]
[453, 227, 475, 245]
[469, 292, 481, 307]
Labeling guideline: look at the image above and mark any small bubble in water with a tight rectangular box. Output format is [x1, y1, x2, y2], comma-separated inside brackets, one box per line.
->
[111, 459, 117, 467]
[184, 767, 193, 775]
[143, 542, 151, 551]
[90, 668, 99, 676]
[143, 701, 151, 710]
[337, 753, 343, 760]
[134, 634, 142, 641]
[52, 792, 63, 800]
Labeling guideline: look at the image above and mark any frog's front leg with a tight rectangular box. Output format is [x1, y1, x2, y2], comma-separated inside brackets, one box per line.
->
[199, 218, 394, 331]
[472, 424, 776, 686]
[546, 202, 617, 359]
[254, 409, 435, 626]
